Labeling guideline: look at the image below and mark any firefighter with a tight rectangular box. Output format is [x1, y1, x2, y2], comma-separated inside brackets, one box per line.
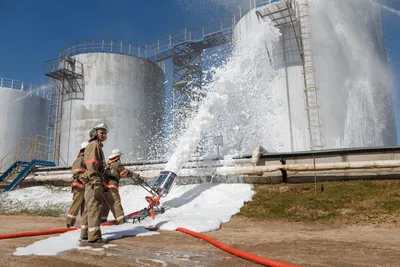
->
[66, 141, 89, 228]
[80, 122, 108, 244]
[101, 149, 143, 224]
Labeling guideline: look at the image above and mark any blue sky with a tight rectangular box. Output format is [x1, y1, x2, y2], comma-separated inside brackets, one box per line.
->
[0, 0, 399, 141]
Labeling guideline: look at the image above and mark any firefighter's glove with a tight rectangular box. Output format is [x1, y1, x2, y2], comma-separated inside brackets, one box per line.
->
[92, 184, 103, 200]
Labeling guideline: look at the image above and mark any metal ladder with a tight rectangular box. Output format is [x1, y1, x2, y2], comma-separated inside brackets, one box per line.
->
[46, 87, 58, 162]
[298, 0, 324, 150]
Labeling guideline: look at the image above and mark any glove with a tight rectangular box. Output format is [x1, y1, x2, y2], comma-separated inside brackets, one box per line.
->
[92, 184, 103, 200]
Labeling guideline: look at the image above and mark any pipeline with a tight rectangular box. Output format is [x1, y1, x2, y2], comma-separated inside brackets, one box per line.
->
[27, 159, 400, 186]
[216, 159, 400, 176]
[177, 227, 300, 267]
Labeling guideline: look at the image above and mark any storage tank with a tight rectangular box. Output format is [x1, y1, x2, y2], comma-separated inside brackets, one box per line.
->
[227, 0, 396, 153]
[57, 47, 164, 165]
[0, 78, 49, 170]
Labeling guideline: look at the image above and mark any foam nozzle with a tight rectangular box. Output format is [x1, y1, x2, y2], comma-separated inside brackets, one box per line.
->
[153, 171, 177, 197]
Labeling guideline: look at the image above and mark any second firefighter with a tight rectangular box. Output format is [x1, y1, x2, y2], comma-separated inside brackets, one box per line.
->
[101, 148, 142, 224]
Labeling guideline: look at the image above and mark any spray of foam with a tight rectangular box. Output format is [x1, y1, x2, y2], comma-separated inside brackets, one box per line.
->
[165, 0, 397, 172]
[173, 0, 247, 15]
[309, 0, 397, 147]
[379, 2, 400, 16]
[165, 16, 282, 173]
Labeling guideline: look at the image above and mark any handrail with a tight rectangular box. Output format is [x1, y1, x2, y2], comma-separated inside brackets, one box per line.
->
[0, 134, 54, 174]
[56, 16, 237, 62]
[59, 39, 147, 59]
[0, 77, 50, 99]
[0, 146, 18, 172]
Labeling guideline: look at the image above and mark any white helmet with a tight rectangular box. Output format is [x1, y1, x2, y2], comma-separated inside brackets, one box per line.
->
[89, 121, 109, 140]
[80, 141, 89, 150]
[108, 148, 123, 159]
[94, 122, 109, 132]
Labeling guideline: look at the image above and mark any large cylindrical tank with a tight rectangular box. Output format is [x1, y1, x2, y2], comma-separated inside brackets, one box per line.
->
[227, 0, 396, 153]
[0, 78, 49, 169]
[59, 52, 164, 165]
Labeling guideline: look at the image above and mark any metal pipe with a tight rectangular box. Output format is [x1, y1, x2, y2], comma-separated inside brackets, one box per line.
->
[216, 160, 400, 175]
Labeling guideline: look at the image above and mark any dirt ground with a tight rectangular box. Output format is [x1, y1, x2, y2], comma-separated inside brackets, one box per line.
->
[0, 215, 399, 267]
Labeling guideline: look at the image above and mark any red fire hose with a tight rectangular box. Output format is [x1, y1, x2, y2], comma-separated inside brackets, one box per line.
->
[0, 210, 138, 239]
[177, 227, 300, 267]
[0, 227, 78, 240]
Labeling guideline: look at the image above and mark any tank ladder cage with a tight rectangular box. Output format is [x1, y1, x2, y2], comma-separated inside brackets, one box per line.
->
[297, 0, 324, 149]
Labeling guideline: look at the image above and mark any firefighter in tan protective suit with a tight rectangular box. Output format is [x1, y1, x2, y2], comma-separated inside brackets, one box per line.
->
[101, 149, 142, 224]
[66, 141, 89, 228]
[80, 122, 108, 244]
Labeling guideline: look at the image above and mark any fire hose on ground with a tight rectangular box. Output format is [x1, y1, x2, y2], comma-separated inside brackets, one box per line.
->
[0, 171, 301, 267]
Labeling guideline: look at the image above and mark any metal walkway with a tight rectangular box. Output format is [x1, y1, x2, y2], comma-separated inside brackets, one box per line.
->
[55, 17, 236, 63]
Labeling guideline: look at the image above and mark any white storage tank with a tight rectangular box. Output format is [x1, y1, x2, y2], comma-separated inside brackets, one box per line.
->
[228, 0, 396, 153]
[0, 78, 49, 169]
[57, 50, 164, 165]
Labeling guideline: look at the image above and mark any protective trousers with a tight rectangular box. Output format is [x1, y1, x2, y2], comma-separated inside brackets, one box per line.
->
[101, 188, 125, 224]
[80, 183, 103, 241]
[66, 187, 85, 226]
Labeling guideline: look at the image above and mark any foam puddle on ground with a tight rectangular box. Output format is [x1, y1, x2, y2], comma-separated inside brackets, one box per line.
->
[9, 184, 254, 256]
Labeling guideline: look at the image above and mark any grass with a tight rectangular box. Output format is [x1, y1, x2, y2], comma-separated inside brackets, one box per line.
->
[239, 180, 400, 223]
[0, 208, 64, 218]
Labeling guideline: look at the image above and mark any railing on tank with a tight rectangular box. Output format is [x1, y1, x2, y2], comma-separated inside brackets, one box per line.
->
[59, 40, 147, 59]
[44, 56, 84, 78]
[0, 77, 50, 99]
[145, 16, 236, 61]
[56, 17, 236, 63]
[144, 0, 293, 60]
[253, 0, 292, 8]
[0, 135, 54, 174]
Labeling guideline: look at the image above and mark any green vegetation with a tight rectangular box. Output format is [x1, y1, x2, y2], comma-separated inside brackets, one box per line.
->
[0, 208, 64, 217]
[239, 180, 400, 223]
